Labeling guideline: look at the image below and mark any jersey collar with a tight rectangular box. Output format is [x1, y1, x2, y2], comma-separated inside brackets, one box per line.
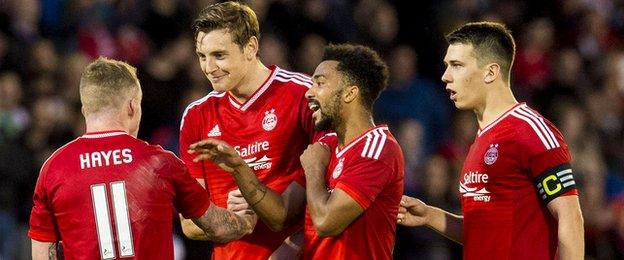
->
[227, 65, 279, 111]
[81, 130, 128, 139]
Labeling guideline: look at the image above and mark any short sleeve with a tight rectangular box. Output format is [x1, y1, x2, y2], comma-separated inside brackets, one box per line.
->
[518, 118, 577, 204]
[335, 158, 393, 210]
[28, 163, 59, 242]
[179, 106, 205, 179]
[166, 154, 211, 219]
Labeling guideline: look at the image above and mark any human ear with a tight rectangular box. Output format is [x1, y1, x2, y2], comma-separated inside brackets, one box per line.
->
[343, 86, 359, 103]
[484, 63, 500, 84]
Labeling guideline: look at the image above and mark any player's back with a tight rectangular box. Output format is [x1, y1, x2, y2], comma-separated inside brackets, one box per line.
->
[29, 130, 209, 259]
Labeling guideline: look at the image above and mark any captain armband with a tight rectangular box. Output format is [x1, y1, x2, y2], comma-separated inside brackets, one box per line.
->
[534, 163, 576, 204]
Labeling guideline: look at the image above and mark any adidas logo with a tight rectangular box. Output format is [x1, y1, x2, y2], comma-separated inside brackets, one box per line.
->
[207, 125, 221, 137]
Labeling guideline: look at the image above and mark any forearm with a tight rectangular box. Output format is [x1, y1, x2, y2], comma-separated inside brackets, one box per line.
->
[31, 240, 57, 260]
[191, 203, 254, 243]
[557, 209, 584, 259]
[231, 165, 290, 231]
[305, 169, 330, 226]
[180, 216, 210, 241]
[426, 206, 463, 244]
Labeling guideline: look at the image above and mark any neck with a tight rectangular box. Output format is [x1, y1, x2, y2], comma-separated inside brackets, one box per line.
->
[474, 81, 518, 128]
[335, 108, 376, 146]
[229, 60, 270, 103]
[85, 114, 129, 134]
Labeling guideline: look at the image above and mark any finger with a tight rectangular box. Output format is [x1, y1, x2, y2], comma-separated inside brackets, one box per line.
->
[229, 189, 243, 197]
[193, 154, 213, 162]
[398, 207, 407, 213]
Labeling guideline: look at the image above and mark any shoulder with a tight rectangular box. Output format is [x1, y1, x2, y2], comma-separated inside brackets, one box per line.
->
[342, 126, 401, 161]
[180, 91, 226, 129]
[41, 138, 82, 171]
[273, 67, 313, 91]
[507, 104, 564, 152]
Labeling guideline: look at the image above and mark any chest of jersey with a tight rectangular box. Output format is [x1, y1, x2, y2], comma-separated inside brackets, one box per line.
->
[460, 124, 532, 208]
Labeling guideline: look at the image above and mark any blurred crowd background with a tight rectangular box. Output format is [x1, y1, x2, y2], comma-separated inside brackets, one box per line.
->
[0, 0, 623, 259]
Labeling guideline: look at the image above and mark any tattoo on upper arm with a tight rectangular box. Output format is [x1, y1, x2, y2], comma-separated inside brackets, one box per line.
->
[48, 243, 58, 260]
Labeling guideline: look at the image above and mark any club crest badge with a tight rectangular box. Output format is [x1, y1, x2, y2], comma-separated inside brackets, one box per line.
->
[332, 158, 345, 179]
[484, 144, 498, 165]
[262, 109, 278, 131]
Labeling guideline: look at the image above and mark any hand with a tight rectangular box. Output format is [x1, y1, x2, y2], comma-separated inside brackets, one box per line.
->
[189, 139, 245, 173]
[227, 189, 253, 216]
[397, 195, 429, 227]
[299, 142, 330, 176]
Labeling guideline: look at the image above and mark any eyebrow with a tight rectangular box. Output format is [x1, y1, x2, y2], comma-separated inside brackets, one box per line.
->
[313, 74, 326, 80]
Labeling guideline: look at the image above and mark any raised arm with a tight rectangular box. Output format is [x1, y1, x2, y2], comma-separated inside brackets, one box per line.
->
[547, 195, 584, 260]
[189, 138, 306, 232]
[397, 195, 463, 244]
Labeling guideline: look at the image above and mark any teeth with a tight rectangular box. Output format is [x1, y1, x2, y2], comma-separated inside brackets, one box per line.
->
[308, 103, 320, 111]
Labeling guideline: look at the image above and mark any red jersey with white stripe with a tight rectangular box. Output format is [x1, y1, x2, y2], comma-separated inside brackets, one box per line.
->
[460, 103, 578, 260]
[179, 66, 318, 259]
[28, 130, 210, 260]
[302, 126, 404, 260]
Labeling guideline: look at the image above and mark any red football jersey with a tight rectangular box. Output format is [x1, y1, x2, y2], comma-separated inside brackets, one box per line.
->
[302, 126, 404, 260]
[460, 103, 578, 260]
[179, 66, 317, 259]
[28, 130, 210, 260]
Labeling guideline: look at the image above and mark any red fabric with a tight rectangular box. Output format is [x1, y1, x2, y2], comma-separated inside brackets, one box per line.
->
[179, 66, 317, 259]
[29, 130, 209, 259]
[303, 127, 404, 260]
[460, 104, 577, 260]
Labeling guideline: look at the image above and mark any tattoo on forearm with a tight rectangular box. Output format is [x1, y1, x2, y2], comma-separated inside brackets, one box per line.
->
[248, 179, 268, 206]
[48, 243, 58, 260]
[193, 207, 251, 243]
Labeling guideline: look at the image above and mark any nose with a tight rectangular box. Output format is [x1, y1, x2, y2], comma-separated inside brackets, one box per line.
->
[202, 57, 218, 75]
[305, 86, 315, 100]
[441, 67, 452, 84]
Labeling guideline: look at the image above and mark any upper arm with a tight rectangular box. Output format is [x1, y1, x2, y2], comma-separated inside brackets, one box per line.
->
[167, 156, 210, 219]
[28, 166, 59, 242]
[179, 107, 205, 179]
[315, 188, 364, 236]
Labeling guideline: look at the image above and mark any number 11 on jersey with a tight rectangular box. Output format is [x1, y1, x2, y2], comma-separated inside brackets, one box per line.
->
[91, 181, 134, 259]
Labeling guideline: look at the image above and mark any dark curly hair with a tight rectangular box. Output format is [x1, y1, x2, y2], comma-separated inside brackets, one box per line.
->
[322, 44, 389, 110]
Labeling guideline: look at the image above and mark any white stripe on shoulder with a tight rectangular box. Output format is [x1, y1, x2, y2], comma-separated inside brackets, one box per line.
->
[277, 69, 312, 81]
[274, 75, 312, 88]
[366, 129, 381, 158]
[372, 129, 388, 159]
[518, 106, 560, 148]
[180, 91, 225, 130]
[360, 133, 373, 157]
[515, 107, 556, 148]
[510, 111, 553, 150]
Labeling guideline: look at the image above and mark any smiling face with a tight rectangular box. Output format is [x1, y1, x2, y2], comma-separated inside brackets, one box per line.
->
[306, 60, 345, 131]
[441, 43, 487, 110]
[195, 29, 253, 93]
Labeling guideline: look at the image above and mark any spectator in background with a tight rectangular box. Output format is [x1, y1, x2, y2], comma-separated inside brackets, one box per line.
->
[375, 45, 451, 160]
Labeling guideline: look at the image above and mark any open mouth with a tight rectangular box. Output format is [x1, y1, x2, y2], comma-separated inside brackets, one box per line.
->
[308, 100, 321, 119]
[446, 89, 457, 100]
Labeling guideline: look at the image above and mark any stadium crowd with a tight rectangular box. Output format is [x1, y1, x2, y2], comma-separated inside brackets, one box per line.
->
[0, 0, 623, 259]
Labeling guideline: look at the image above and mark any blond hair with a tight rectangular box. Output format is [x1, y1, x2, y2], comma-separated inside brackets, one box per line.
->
[79, 57, 139, 115]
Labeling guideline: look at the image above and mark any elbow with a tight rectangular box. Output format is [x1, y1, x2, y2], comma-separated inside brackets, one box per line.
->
[266, 221, 286, 232]
[314, 222, 344, 237]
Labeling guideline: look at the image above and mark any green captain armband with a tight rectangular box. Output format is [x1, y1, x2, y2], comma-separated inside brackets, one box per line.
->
[535, 163, 576, 204]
